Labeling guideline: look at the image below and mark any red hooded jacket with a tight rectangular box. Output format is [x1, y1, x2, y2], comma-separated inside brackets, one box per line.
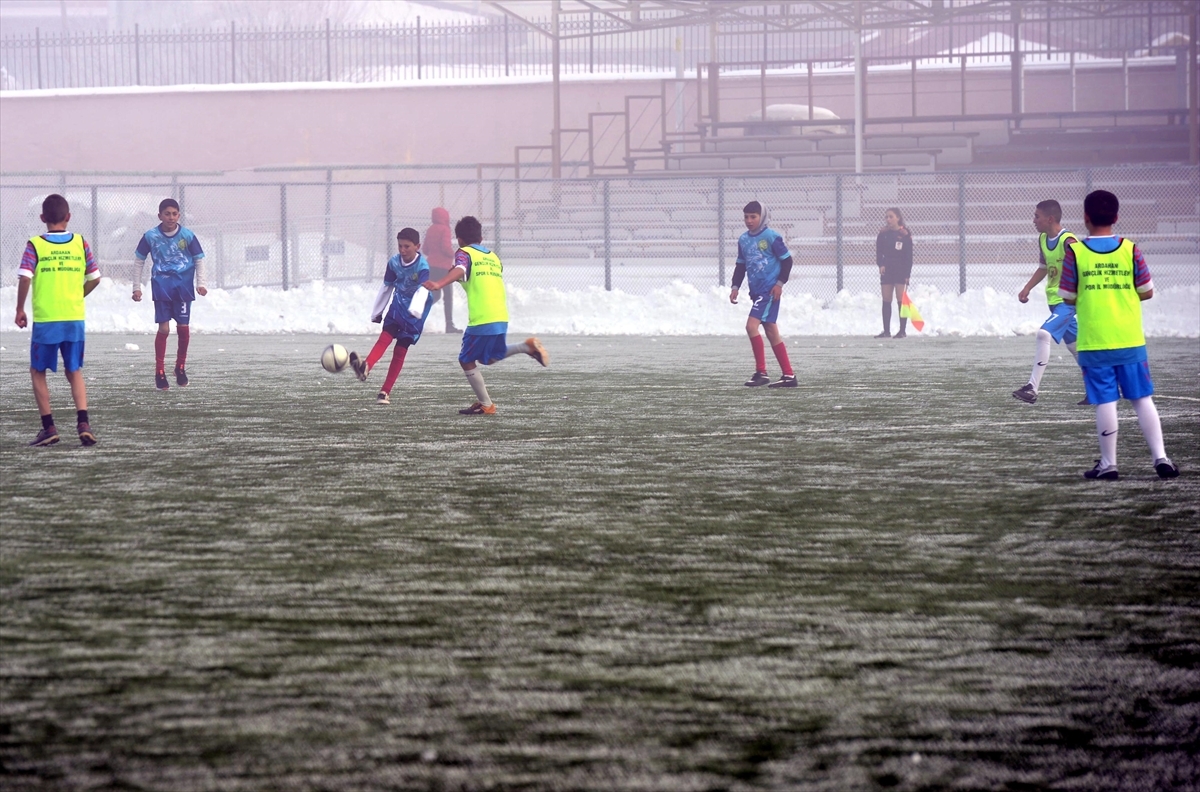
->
[424, 208, 456, 272]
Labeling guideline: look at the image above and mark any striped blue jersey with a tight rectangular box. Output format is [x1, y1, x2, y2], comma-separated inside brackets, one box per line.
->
[736, 227, 791, 295]
[136, 225, 204, 302]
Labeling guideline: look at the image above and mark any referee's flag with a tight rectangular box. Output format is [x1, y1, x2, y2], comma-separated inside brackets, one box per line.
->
[900, 293, 925, 331]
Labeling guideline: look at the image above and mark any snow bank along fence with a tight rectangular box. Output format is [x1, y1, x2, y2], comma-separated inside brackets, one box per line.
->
[0, 3, 1194, 91]
[1, 166, 1196, 299]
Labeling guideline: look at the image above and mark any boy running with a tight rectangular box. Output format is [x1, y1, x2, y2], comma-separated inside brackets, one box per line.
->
[1012, 199, 1081, 404]
[132, 198, 206, 390]
[1059, 190, 1178, 480]
[349, 228, 434, 405]
[14, 194, 101, 447]
[420, 216, 548, 415]
[730, 201, 796, 388]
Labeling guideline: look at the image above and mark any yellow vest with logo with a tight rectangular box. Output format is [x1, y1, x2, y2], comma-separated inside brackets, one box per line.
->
[29, 234, 87, 324]
[460, 245, 509, 327]
[1071, 238, 1144, 352]
[1039, 230, 1075, 307]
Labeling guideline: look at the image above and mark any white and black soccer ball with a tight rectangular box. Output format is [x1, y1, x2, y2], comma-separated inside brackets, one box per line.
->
[321, 343, 349, 373]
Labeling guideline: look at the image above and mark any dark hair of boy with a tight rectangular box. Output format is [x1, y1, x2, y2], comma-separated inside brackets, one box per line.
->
[743, 201, 762, 215]
[397, 227, 420, 245]
[1083, 190, 1119, 226]
[159, 198, 180, 214]
[454, 216, 483, 246]
[42, 194, 69, 223]
[1035, 199, 1063, 222]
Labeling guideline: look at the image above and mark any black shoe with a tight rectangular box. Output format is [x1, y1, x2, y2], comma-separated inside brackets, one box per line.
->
[874, 330, 891, 339]
[1083, 460, 1119, 480]
[1154, 458, 1179, 479]
[349, 352, 368, 382]
[446, 325, 463, 335]
[768, 374, 798, 388]
[77, 421, 97, 447]
[894, 330, 907, 339]
[175, 366, 189, 387]
[29, 426, 60, 447]
[744, 371, 771, 387]
[1012, 384, 1037, 404]
[155, 371, 170, 390]
[1077, 398, 1091, 406]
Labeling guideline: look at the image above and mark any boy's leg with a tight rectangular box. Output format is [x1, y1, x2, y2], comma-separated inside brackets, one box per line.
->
[155, 321, 170, 373]
[1081, 364, 1120, 478]
[365, 330, 395, 372]
[380, 342, 409, 394]
[31, 368, 52, 417]
[65, 367, 96, 446]
[1028, 328, 1054, 391]
[1095, 400, 1120, 469]
[461, 362, 493, 408]
[746, 316, 767, 373]
[762, 322, 794, 377]
[1131, 396, 1166, 461]
[503, 338, 549, 366]
[28, 343, 59, 445]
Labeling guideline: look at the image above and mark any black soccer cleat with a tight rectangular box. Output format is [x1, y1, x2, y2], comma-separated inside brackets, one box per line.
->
[1012, 384, 1037, 404]
[29, 426, 60, 447]
[175, 365, 189, 387]
[768, 374, 798, 389]
[744, 371, 771, 387]
[893, 330, 907, 339]
[1077, 398, 1091, 406]
[155, 371, 170, 391]
[349, 352, 368, 382]
[874, 330, 891, 339]
[1154, 458, 1179, 479]
[1083, 460, 1119, 480]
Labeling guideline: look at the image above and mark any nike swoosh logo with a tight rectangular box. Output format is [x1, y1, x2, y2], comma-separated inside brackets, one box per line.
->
[1101, 430, 1116, 436]
[1036, 362, 1047, 366]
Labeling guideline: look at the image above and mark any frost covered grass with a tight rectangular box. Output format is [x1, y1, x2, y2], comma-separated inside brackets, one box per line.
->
[1, 334, 1198, 791]
[3, 278, 1198, 338]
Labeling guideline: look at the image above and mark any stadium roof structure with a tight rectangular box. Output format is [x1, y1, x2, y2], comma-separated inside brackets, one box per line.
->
[486, 0, 1198, 174]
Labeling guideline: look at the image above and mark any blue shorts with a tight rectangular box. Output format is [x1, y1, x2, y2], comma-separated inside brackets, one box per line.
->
[459, 332, 508, 366]
[31, 339, 84, 373]
[1082, 361, 1155, 404]
[1040, 303, 1078, 345]
[155, 299, 192, 325]
[748, 293, 781, 324]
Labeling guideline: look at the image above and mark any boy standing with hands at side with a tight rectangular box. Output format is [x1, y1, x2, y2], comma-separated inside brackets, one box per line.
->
[730, 200, 796, 388]
[1059, 190, 1178, 480]
[132, 198, 206, 390]
[14, 194, 101, 447]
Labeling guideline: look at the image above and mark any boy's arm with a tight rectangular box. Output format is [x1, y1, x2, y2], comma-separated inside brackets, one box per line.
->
[1019, 243, 1047, 302]
[190, 234, 207, 295]
[424, 266, 464, 291]
[132, 234, 150, 300]
[1058, 245, 1077, 305]
[1133, 243, 1153, 301]
[82, 239, 101, 297]
[15, 273, 30, 328]
[370, 280, 394, 323]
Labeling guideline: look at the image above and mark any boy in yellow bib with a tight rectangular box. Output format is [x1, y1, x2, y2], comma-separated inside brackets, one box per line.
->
[421, 216, 548, 415]
[1059, 190, 1178, 480]
[13, 194, 102, 447]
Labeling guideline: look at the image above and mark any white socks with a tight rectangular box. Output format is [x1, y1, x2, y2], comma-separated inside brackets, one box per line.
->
[1094, 397, 1169, 469]
[464, 368, 492, 406]
[1095, 401, 1119, 468]
[1029, 328, 1053, 390]
[504, 342, 532, 359]
[1131, 396, 1167, 461]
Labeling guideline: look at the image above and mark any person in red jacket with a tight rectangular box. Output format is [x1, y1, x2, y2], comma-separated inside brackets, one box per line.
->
[424, 207, 461, 334]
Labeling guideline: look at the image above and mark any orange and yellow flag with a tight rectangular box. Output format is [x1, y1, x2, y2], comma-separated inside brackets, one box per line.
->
[900, 293, 925, 332]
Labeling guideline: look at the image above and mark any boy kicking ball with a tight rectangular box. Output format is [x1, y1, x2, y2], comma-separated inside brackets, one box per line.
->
[1059, 190, 1178, 480]
[420, 216, 548, 415]
[730, 201, 796, 388]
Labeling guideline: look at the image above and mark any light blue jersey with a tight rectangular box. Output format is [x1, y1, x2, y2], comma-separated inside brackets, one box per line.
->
[382, 252, 432, 337]
[736, 226, 791, 296]
[136, 225, 204, 302]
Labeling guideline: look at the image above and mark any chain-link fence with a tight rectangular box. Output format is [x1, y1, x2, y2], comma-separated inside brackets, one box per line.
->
[3, 166, 1197, 298]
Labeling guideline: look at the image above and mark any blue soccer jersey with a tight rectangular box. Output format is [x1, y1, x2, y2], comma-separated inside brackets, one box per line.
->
[736, 227, 791, 295]
[136, 225, 204, 302]
[382, 252, 432, 334]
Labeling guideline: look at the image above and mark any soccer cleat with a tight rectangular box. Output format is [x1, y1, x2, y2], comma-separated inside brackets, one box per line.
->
[376, 391, 391, 405]
[1077, 398, 1091, 406]
[29, 426, 60, 447]
[894, 330, 907, 339]
[175, 365, 189, 387]
[446, 325, 463, 335]
[1012, 384, 1037, 404]
[526, 337, 549, 367]
[768, 374, 798, 389]
[155, 371, 170, 390]
[458, 401, 496, 415]
[1153, 457, 1180, 479]
[744, 371, 771, 387]
[874, 330, 891, 339]
[349, 352, 368, 382]
[77, 422, 97, 447]
[1083, 460, 1119, 480]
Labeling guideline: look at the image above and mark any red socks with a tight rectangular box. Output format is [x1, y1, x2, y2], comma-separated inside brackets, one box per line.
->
[750, 334, 767, 373]
[366, 331, 394, 371]
[772, 342, 794, 376]
[155, 330, 168, 373]
[382, 346, 408, 394]
[176, 325, 190, 369]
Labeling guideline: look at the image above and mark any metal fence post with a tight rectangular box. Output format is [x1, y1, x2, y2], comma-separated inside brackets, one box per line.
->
[958, 173, 967, 294]
[835, 174, 844, 292]
[230, 22, 236, 83]
[35, 28, 43, 89]
[503, 15, 509, 76]
[385, 182, 394, 264]
[416, 16, 422, 79]
[323, 169, 332, 280]
[717, 177, 726, 286]
[493, 180, 501, 255]
[603, 180, 612, 290]
[280, 184, 289, 291]
[89, 185, 98, 263]
[325, 18, 332, 81]
[134, 24, 140, 86]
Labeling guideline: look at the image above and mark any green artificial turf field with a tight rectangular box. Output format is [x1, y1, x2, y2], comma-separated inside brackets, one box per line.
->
[2, 333, 1198, 791]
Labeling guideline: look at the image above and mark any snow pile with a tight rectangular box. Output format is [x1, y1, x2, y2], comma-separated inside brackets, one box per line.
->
[1, 279, 1195, 338]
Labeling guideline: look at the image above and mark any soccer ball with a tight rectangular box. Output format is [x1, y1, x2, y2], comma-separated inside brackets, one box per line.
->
[321, 343, 349, 373]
